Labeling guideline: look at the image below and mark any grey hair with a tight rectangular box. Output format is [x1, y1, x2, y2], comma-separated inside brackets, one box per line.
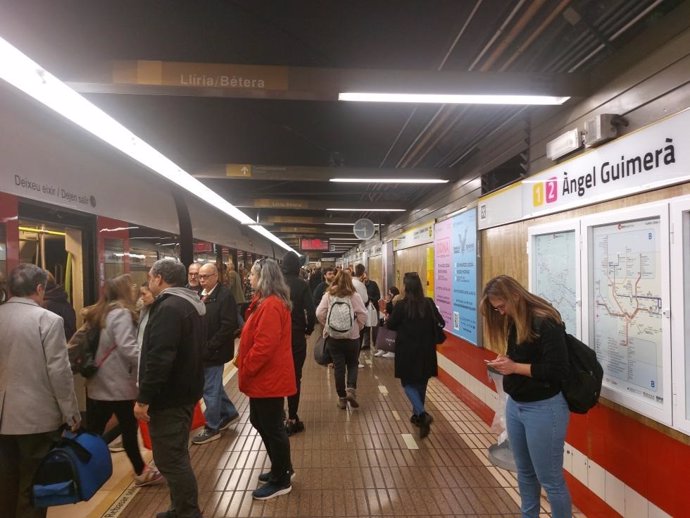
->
[9, 263, 48, 297]
[252, 258, 292, 310]
[150, 258, 186, 287]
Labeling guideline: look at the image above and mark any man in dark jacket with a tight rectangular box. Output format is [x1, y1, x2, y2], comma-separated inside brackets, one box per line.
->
[312, 266, 335, 307]
[42, 273, 77, 341]
[134, 258, 206, 518]
[192, 262, 240, 445]
[281, 251, 316, 435]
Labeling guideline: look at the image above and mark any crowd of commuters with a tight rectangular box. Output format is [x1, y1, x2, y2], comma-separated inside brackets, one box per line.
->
[0, 258, 572, 518]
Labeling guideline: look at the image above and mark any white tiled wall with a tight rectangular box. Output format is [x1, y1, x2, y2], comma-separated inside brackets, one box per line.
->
[438, 355, 674, 518]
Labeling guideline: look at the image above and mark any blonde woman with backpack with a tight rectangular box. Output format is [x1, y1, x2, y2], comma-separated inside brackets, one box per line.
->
[316, 271, 367, 409]
[83, 274, 162, 487]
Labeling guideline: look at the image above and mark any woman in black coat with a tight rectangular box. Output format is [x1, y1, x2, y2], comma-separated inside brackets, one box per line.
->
[386, 272, 444, 439]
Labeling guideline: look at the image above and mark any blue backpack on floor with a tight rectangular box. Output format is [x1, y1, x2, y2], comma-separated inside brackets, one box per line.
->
[32, 430, 112, 507]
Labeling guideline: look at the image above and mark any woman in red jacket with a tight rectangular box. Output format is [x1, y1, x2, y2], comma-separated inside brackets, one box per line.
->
[237, 258, 296, 501]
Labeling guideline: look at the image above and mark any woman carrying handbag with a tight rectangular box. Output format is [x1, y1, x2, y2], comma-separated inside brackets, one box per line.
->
[386, 272, 445, 439]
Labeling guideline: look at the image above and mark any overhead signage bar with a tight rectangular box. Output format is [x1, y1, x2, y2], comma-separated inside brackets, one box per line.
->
[66, 61, 588, 101]
[478, 108, 690, 230]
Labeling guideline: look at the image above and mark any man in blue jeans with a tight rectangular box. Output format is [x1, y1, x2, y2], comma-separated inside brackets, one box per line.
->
[193, 263, 240, 445]
[135, 258, 206, 518]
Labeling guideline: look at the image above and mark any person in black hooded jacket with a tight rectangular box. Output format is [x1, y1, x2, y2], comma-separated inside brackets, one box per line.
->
[42, 272, 77, 341]
[281, 251, 316, 435]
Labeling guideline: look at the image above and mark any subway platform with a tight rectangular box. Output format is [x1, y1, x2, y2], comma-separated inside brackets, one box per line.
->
[50, 334, 585, 518]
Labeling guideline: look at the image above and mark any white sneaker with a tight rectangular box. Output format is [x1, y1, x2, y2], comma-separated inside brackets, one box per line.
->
[358, 362, 364, 368]
[374, 350, 385, 357]
[382, 352, 395, 358]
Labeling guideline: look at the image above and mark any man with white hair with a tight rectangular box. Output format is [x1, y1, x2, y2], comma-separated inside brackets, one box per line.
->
[135, 258, 206, 518]
[0, 263, 80, 518]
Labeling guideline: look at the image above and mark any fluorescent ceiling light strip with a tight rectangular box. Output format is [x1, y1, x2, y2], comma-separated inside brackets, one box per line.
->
[330, 178, 448, 184]
[324, 222, 383, 226]
[326, 208, 406, 212]
[0, 36, 295, 253]
[339, 92, 570, 105]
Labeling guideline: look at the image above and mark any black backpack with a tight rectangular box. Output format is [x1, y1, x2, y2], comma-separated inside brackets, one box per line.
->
[67, 324, 101, 378]
[562, 331, 604, 413]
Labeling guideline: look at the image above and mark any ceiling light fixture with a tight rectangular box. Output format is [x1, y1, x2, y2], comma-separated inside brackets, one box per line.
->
[339, 92, 570, 105]
[324, 222, 384, 226]
[326, 208, 406, 212]
[0, 36, 295, 253]
[330, 178, 448, 184]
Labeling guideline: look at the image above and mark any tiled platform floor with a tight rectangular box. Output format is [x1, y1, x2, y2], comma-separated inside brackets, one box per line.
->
[69, 333, 585, 518]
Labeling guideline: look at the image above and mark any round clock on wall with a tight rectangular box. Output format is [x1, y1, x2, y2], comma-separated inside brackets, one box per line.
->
[353, 218, 376, 240]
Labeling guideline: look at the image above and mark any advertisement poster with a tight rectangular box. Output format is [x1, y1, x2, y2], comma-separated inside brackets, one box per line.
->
[433, 218, 453, 326]
[451, 209, 478, 345]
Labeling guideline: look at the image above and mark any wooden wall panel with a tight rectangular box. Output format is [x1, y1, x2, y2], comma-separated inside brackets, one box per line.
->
[393, 245, 430, 292]
[367, 255, 383, 292]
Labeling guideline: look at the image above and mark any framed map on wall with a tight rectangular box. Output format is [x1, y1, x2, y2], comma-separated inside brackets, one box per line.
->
[582, 202, 671, 426]
[528, 221, 581, 339]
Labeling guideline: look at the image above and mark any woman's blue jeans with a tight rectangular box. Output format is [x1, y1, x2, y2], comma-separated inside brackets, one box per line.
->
[402, 380, 428, 416]
[505, 392, 571, 518]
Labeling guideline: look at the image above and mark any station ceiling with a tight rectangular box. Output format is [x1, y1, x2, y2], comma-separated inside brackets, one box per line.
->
[0, 0, 683, 256]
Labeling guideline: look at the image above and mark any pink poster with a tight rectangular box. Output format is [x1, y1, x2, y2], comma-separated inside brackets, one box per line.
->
[433, 218, 453, 325]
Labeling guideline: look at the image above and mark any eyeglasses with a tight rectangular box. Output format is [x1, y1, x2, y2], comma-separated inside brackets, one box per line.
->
[198, 273, 217, 280]
[492, 303, 506, 313]
[188, 272, 198, 277]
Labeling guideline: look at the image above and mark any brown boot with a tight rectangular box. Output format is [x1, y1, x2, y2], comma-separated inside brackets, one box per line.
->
[345, 387, 359, 408]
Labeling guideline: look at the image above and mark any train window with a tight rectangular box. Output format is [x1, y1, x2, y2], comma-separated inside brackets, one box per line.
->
[129, 244, 158, 286]
[104, 238, 125, 279]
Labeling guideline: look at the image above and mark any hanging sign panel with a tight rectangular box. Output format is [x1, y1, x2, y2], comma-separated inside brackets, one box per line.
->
[434, 218, 453, 326]
[434, 209, 479, 345]
[451, 209, 479, 345]
[479, 108, 690, 230]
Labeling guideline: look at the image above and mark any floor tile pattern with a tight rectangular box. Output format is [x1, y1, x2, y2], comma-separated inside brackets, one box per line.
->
[103, 335, 584, 518]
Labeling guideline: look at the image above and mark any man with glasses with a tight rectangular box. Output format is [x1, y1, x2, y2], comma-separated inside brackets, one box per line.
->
[186, 263, 202, 295]
[192, 263, 240, 445]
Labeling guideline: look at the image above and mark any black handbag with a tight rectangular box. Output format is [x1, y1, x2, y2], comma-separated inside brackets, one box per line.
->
[313, 335, 331, 366]
[428, 299, 446, 344]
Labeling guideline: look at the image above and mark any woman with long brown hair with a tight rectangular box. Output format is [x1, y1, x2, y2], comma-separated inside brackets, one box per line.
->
[83, 274, 162, 487]
[316, 270, 367, 409]
[480, 275, 571, 518]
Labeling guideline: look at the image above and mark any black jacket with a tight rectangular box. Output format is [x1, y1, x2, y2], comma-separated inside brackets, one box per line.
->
[364, 279, 381, 319]
[387, 298, 443, 383]
[284, 275, 316, 346]
[138, 289, 205, 410]
[281, 251, 316, 349]
[503, 317, 569, 402]
[202, 284, 238, 365]
[43, 286, 77, 340]
[312, 281, 328, 307]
